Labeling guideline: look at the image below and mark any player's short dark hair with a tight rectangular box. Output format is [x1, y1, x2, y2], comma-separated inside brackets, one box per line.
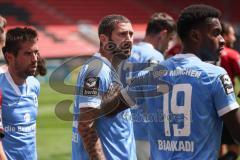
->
[35, 54, 47, 77]
[98, 14, 131, 38]
[177, 4, 221, 41]
[3, 27, 38, 58]
[0, 15, 7, 29]
[146, 12, 176, 36]
[221, 21, 233, 35]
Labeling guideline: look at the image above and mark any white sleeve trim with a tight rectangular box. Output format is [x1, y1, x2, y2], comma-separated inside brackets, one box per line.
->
[120, 87, 136, 107]
[218, 102, 239, 117]
[78, 102, 101, 109]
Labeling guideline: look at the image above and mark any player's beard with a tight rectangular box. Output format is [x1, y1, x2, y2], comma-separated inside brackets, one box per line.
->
[112, 48, 131, 60]
[104, 39, 132, 60]
[15, 61, 37, 79]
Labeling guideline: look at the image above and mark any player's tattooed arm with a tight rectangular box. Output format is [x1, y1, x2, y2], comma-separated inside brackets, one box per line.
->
[78, 108, 106, 160]
[100, 83, 131, 116]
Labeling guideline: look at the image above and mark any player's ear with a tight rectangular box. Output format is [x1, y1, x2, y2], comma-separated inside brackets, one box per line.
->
[190, 29, 201, 42]
[5, 52, 14, 63]
[99, 34, 109, 44]
[158, 29, 168, 40]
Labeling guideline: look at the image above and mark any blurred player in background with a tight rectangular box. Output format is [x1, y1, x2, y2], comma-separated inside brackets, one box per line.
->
[119, 12, 176, 160]
[219, 21, 240, 160]
[35, 54, 47, 77]
[1, 27, 40, 160]
[72, 14, 136, 160]
[220, 21, 240, 86]
[0, 15, 8, 160]
[165, 34, 182, 59]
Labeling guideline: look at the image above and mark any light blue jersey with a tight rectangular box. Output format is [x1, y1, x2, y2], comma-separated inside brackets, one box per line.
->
[125, 53, 239, 160]
[119, 42, 164, 140]
[72, 53, 136, 160]
[0, 70, 40, 160]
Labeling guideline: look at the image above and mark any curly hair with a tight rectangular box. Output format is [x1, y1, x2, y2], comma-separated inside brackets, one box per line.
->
[177, 4, 221, 41]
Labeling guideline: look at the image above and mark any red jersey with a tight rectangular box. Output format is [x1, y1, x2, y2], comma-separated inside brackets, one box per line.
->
[166, 43, 182, 57]
[220, 47, 240, 86]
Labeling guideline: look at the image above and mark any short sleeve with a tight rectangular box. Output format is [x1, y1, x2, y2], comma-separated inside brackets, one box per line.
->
[213, 73, 239, 117]
[75, 62, 109, 109]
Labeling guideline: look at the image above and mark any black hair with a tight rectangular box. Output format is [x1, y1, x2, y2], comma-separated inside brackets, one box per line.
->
[2, 27, 38, 63]
[98, 14, 131, 38]
[146, 12, 176, 36]
[177, 4, 221, 41]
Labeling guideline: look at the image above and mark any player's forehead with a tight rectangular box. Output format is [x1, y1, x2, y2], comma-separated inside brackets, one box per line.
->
[113, 22, 133, 33]
[19, 40, 38, 52]
[204, 18, 221, 31]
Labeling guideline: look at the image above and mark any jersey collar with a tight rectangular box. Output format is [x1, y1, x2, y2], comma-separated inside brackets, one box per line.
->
[138, 42, 154, 49]
[94, 52, 117, 72]
[174, 53, 200, 60]
[4, 70, 22, 96]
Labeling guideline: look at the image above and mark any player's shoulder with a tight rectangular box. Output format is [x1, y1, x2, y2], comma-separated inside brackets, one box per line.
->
[221, 47, 239, 59]
[0, 65, 7, 74]
[223, 47, 239, 55]
[190, 60, 227, 79]
[27, 76, 40, 88]
[80, 53, 114, 85]
[202, 62, 226, 75]
[84, 53, 112, 76]
[164, 54, 226, 78]
[132, 42, 164, 62]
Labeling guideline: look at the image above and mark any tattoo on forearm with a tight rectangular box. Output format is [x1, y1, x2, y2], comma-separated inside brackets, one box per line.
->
[78, 108, 106, 160]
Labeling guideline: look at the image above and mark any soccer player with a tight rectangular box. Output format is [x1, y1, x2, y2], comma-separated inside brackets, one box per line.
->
[121, 4, 240, 159]
[119, 12, 176, 160]
[0, 15, 7, 160]
[219, 21, 240, 160]
[1, 27, 40, 160]
[72, 15, 136, 160]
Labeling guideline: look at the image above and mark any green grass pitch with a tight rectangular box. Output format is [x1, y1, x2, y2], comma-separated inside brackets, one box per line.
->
[37, 83, 73, 160]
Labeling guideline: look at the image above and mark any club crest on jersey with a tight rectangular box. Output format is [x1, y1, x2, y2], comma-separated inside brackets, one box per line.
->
[83, 77, 99, 96]
[24, 113, 31, 123]
[220, 74, 234, 95]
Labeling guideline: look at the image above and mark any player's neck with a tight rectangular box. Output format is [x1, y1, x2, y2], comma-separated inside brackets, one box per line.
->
[100, 50, 121, 70]
[182, 46, 198, 55]
[143, 36, 155, 48]
[8, 67, 26, 85]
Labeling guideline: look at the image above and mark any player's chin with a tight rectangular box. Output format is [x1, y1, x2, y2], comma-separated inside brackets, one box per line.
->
[217, 46, 224, 56]
[28, 69, 37, 76]
[118, 51, 131, 59]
